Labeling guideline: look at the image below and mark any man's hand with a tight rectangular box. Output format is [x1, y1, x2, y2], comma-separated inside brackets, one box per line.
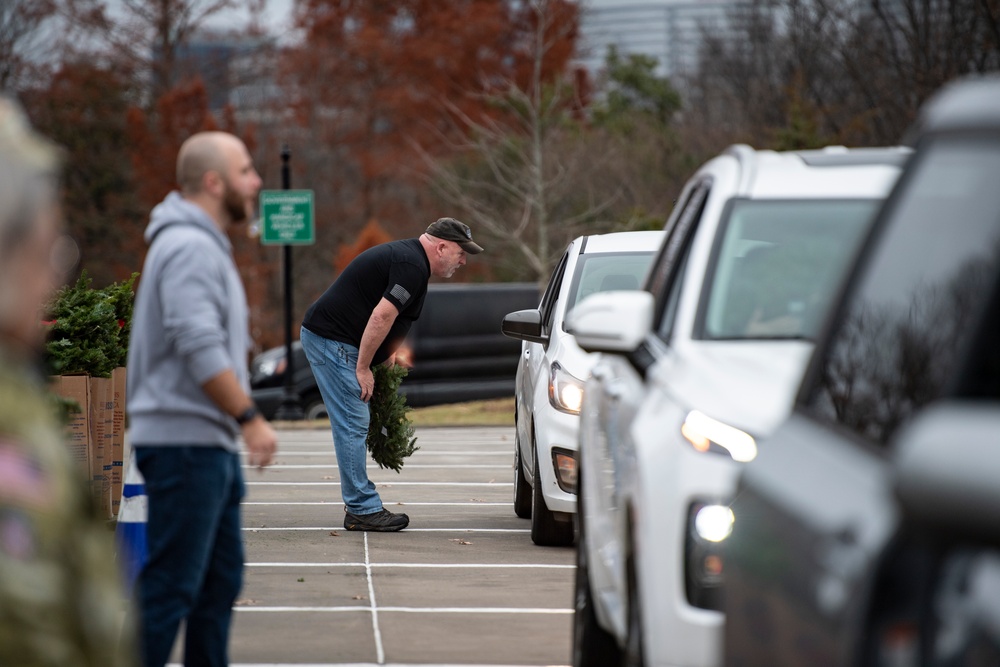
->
[357, 366, 375, 403]
[356, 297, 398, 393]
[242, 418, 278, 470]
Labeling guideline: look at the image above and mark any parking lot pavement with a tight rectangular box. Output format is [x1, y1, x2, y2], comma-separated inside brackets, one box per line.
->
[203, 425, 574, 667]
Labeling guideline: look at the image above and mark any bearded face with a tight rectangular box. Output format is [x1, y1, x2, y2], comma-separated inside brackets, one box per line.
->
[222, 177, 252, 224]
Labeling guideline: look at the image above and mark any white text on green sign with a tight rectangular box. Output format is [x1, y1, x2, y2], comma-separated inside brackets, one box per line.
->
[260, 190, 315, 245]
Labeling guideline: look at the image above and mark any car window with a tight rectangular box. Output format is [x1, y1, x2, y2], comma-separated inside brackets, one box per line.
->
[803, 137, 1000, 448]
[648, 182, 711, 329]
[563, 251, 658, 319]
[698, 199, 877, 340]
[657, 243, 691, 342]
[539, 251, 569, 337]
[659, 177, 699, 242]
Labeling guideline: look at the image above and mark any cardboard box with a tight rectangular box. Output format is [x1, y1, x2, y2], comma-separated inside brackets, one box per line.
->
[51, 374, 92, 476]
[89, 376, 114, 520]
[111, 367, 126, 517]
[50, 372, 128, 521]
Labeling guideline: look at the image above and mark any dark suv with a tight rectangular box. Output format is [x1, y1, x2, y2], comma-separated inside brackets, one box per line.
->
[251, 282, 540, 418]
[724, 76, 1000, 666]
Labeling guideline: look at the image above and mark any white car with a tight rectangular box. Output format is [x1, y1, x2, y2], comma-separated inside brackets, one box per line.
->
[566, 145, 910, 666]
[501, 231, 665, 546]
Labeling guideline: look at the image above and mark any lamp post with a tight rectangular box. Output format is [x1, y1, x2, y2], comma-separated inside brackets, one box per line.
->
[274, 144, 305, 420]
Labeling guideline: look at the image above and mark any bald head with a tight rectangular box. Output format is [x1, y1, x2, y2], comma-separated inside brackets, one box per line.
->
[177, 131, 244, 195]
[175, 131, 262, 229]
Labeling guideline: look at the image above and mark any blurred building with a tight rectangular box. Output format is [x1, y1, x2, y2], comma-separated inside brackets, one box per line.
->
[167, 31, 275, 111]
[578, 0, 753, 79]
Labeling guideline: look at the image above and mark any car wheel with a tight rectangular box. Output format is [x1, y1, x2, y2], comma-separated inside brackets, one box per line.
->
[573, 473, 622, 666]
[513, 433, 532, 519]
[531, 437, 574, 546]
[303, 395, 328, 421]
[623, 547, 645, 667]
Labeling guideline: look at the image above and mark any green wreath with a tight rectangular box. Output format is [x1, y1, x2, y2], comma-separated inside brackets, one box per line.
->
[366, 363, 418, 472]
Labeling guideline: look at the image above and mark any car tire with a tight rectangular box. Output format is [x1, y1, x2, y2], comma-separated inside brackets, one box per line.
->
[531, 438, 574, 546]
[303, 394, 328, 421]
[623, 546, 645, 667]
[573, 474, 622, 667]
[513, 433, 532, 519]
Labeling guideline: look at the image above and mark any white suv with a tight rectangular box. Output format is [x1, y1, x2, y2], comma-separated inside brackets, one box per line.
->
[501, 231, 665, 546]
[566, 145, 909, 666]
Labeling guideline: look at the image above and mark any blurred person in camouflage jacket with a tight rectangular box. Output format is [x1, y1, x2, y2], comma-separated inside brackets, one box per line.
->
[0, 96, 134, 666]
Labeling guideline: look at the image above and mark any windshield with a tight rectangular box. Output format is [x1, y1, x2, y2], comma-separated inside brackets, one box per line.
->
[700, 199, 879, 340]
[805, 138, 1000, 447]
[565, 250, 658, 316]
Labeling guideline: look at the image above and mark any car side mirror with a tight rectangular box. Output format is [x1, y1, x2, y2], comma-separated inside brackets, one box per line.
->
[501, 308, 548, 345]
[565, 290, 654, 354]
[893, 402, 1000, 544]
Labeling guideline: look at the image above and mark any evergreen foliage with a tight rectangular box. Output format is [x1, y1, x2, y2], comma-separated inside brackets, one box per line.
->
[592, 47, 682, 133]
[102, 273, 138, 367]
[46, 272, 137, 378]
[366, 364, 418, 473]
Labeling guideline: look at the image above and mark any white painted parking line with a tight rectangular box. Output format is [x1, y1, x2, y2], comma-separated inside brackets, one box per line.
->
[174, 663, 566, 667]
[246, 561, 365, 567]
[245, 464, 509, 470]
[246, 482, 512, 487]
[363, 534, 386, 665]
[236, 606, 573, 614]
[235, 425, 568, 665]
[244, 502, 511, 507]
[243, 527, 529, 533]
[252, 454, 513, 459]
[396, 450, 510, 456]
[246, 563, 573, 569]
[171, 664, 567, 667]
[381, 607, 572, 614]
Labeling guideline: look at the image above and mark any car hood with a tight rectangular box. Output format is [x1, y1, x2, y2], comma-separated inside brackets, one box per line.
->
[657, 340, 814, 437]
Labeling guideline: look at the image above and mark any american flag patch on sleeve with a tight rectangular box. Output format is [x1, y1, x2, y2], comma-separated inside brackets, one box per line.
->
[390, 284, 411, 304]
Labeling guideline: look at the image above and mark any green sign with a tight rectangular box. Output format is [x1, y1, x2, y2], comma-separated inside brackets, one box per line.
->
[259, 190, 315, 245]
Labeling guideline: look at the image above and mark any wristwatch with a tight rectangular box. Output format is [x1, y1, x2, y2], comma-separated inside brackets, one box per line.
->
[235, 405, 260, 425]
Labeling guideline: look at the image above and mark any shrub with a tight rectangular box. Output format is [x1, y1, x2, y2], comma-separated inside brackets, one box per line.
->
[46, 272, 137, 378]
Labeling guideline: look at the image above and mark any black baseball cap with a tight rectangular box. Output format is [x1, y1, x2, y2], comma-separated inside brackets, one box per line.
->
[425, 217, 484, 254]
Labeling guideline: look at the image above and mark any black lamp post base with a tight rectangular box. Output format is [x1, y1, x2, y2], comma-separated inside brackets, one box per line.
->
[274, 390, 305, 420]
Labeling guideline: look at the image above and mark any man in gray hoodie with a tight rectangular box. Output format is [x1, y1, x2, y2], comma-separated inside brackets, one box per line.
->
[127, 131, 278, 667]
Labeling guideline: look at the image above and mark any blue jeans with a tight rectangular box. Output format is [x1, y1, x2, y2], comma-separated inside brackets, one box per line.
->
[135, 446, 245, 667]
[300, 326, 382, 515]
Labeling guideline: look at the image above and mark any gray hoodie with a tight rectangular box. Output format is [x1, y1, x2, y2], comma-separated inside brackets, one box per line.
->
[126, 192, 251, 451]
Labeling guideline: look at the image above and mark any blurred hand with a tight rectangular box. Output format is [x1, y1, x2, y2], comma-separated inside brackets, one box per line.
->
[243, 418, 278, 470]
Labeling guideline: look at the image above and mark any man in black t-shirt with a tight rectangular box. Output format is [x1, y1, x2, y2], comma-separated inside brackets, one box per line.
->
[300, 218, 484, 531]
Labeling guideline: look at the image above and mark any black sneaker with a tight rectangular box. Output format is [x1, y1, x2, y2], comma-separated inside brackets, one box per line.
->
[344, 508, 409, 532]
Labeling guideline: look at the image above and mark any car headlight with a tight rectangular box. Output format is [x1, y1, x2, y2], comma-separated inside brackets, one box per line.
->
[680, 410, 757, 462]
[693, 504, 735, 542]
[548, 361, 584, 414]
